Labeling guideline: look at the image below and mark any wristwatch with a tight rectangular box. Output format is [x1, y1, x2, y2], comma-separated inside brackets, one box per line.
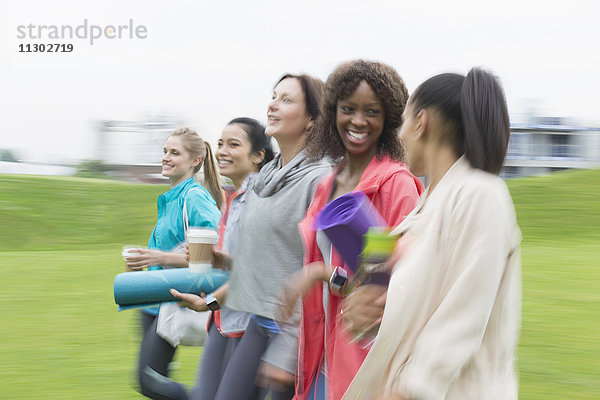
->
[329, 266, 348, 291]
[205, 293, 220, 311]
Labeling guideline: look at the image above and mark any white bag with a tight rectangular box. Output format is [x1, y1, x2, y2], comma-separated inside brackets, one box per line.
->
[156, 188, 210, 347]
[156, 302, 210, 347]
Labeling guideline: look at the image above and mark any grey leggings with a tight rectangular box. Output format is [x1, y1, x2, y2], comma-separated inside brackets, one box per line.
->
[138, 312, 188, 400]
[190, 317, 294, 400]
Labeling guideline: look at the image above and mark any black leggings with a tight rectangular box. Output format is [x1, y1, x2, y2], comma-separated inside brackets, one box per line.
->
[190, 317, 294, 400]
[138, 312, 188, 400]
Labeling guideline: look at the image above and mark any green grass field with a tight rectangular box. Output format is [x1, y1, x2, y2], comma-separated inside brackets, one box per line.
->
[1, 171, 598, 399]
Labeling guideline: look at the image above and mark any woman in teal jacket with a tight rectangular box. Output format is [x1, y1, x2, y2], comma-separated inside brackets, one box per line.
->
[124, 127, 222, 400]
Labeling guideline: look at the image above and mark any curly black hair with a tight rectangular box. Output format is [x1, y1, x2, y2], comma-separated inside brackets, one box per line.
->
[306, 59, 409, 162]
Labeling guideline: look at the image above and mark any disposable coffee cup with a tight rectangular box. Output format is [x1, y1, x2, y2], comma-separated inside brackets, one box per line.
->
[187, 228, 218, 273]
[122, 245, 143, 261]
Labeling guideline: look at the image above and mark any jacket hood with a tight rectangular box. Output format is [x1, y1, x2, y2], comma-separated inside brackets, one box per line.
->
[253, 149, 330, 197]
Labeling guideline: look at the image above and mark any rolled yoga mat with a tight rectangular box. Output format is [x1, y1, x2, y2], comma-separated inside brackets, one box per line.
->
[113, 268, 229, 311]
[316, 191, 385, 272]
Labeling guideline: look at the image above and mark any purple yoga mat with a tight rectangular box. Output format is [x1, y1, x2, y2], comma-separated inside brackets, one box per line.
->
[316, 191, 385, 272]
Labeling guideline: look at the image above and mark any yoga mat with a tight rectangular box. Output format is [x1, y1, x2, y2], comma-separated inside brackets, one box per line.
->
[113, 268, 229, 311]
[316, 191, 385, 272]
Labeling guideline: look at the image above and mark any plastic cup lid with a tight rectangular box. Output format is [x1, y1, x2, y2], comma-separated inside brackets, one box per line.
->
[187, 228, 218, 239]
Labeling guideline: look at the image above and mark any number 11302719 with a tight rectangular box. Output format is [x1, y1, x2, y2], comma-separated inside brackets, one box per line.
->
[18, 43, 74, 53]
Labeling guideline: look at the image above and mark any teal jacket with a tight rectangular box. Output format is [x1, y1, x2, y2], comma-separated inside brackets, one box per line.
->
[148, 177, 221, 254]
[145, 177, 221, 314]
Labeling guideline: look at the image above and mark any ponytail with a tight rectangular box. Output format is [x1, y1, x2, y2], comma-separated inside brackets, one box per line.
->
[460, 68, 510, 174]
[410, 68, 510, 175]
[200, 141, 224, 210]
[169, 128, 224, 210]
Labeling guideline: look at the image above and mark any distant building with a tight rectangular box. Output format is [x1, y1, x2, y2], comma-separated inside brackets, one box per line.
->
[0, 161, 75, 176]
[0, 149, 18, 162]
[501, 118, 600, 179]
[95, 115, 182, 183]
[93, 116, 600, 182]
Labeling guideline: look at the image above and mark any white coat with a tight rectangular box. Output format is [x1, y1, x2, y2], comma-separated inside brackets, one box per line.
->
[344, 156, 522, 400]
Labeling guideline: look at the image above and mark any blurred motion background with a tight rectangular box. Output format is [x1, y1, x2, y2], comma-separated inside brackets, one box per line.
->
[1, 0, 599, 398]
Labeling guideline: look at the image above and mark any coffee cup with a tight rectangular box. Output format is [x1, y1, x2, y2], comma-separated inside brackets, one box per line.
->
[187, 228, 218, 273]
[122, 245, 143, 261]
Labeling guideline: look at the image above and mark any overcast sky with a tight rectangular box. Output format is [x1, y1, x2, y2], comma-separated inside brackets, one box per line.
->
[1, 0, 599, 162]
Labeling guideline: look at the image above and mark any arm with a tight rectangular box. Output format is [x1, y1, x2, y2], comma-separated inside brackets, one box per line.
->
[184, 243, 233, 271]
[258, 166, 331, 388]
[340, 171, 421, 334]
[277, 260, 389, 341]
[212, 248, 233, 270]
[256, 361, 295, 392]
[258, 317, 300, 386]
[169, 283, 229, 312]
[125, 249, 188, 270]
[265, 262, 331, 386]
[341, 284, 387, 338]
[277, 261, 330, 322]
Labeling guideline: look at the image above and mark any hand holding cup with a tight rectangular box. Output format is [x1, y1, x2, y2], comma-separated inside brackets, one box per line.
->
[122, 245, 143, 271]
[187, 228, 218, 273]
[211, 248, 233, 270]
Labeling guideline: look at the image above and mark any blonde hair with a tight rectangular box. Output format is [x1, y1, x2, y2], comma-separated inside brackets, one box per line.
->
[170, 128, 224, 210]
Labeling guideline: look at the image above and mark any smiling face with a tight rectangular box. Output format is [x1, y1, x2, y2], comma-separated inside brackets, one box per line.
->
[216, 123, 261, 187]
[161, 135, 200, 186]
[266, 78, 312, 141]
[336, 80, 385, 159]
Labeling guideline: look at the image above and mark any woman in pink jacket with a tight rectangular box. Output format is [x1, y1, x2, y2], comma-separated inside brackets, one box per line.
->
[278, 60, 423, 400]
[344, 69, 521, 400]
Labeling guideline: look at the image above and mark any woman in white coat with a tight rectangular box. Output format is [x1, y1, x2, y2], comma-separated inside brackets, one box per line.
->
[343, 68, 522, 400]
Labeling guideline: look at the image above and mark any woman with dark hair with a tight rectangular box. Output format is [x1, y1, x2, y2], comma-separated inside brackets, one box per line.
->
[171, 117, 274, 398]
[278, 60, 424, 400]
[343, 68, 521, 400]
[125, 128, 222, 400]
[173, 74, 330, 400]
[214, 117, 275, 254]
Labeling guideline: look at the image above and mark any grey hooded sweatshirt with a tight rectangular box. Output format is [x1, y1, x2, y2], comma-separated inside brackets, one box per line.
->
[225, 149, 330, 374]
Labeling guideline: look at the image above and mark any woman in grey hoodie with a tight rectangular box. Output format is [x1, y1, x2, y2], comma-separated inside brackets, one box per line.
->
[174, 73, 330, 400]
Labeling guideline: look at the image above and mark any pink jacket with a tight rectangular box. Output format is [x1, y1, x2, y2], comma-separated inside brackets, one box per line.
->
[296, 156, 424, 400]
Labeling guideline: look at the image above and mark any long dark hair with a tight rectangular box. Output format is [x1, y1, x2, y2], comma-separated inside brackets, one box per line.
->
[409, 68, 510, 174]
[227, 117, 274, 169]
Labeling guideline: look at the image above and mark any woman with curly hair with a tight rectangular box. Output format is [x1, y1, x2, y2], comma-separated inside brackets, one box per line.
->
[344, 69, 521, 400]
[278, 60, 424, 400]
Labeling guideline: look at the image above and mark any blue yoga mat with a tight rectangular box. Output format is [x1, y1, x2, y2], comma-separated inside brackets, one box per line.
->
[113, 268, 229, 311]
